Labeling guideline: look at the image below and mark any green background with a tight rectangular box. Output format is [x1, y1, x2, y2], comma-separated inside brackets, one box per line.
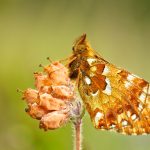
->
[0, 0, 150, 150]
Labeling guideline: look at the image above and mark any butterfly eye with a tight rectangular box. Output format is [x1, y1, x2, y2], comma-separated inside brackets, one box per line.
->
[72, 45, 85, 54]
[78, 49, 84, 53]
[77, 45, 87, 53]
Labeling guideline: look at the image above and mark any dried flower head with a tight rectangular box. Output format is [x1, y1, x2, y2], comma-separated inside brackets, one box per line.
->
[21, 61, 83, 131]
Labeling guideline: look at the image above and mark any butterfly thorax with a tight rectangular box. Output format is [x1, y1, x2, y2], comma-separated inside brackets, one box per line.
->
[68, 34, 96, 79]
[68, 55, 90, 79]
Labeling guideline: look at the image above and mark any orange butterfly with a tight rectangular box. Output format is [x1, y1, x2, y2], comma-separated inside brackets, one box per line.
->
[68, 34, 150, 135]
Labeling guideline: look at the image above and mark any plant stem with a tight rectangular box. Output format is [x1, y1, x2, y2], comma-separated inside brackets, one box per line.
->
[74, 119, 82, 150]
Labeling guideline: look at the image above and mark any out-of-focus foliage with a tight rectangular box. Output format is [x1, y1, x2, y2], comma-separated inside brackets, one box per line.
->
[0, 0, 150, 150]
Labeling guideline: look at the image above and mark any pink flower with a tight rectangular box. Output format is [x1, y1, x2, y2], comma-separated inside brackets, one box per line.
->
[22, 61, 82, 130]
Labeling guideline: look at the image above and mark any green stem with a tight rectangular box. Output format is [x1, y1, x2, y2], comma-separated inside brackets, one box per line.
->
[74, 119, 82, 150]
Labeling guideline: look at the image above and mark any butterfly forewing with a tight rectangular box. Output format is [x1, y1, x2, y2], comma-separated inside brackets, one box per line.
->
[69, 34, 150, 135]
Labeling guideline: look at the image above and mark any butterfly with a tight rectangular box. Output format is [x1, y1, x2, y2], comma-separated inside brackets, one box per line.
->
[68, 34, 150, 135]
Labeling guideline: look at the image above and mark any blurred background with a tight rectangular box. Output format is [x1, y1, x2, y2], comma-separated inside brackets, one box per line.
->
[0, 0, 150, 150]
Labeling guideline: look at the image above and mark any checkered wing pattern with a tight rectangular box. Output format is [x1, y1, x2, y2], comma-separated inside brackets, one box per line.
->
[78, 57, 150, 135]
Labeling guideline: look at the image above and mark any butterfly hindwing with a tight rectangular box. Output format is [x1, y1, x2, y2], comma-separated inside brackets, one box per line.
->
[78, 56, 150, 135]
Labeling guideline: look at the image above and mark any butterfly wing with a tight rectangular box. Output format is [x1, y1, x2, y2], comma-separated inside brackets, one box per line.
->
[78, 56, 150, 135]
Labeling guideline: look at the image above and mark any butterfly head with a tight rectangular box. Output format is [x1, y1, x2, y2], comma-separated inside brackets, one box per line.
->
[72, 34, 93, 55]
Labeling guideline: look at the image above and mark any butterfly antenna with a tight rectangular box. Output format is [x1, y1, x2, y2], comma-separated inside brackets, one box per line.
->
[17, 88, 24, 93]
[47, 57, 53, 63]
[59, 54, 74, 63]
[39, 64, 44, 68]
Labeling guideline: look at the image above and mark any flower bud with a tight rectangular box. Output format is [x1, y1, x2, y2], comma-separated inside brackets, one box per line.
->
[26, 103, 48, 119]
[44, 62, 70, 85]
[23, 88, 38, 104]
[39, 93, 66, 111]
[51, 85, 74, 100]
[34, 73, 51, 90]
[40, 110, 69, 130]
